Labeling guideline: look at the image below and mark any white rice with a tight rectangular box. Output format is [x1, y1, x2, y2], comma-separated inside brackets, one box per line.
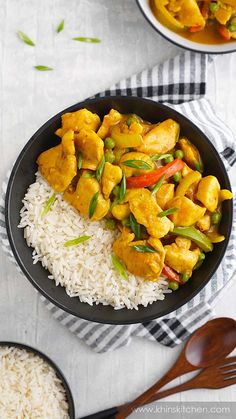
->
[18, 173, 170, 310]
[0, 346, 69, 419]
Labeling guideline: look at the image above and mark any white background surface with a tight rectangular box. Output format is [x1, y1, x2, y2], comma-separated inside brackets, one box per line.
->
[0, 0, 236, 417]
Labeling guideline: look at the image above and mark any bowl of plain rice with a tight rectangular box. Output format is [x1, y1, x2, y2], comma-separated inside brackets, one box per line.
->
[0, 342, 75, 419]
[5, 96, 232, 324]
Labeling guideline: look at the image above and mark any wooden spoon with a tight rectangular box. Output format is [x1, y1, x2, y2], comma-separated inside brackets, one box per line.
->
[80, 317, 236, 419]
[116, 317, 236, 418]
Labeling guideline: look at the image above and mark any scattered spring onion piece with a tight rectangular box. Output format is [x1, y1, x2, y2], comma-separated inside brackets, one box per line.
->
[129, 214, 141, 239]
[57, 19, 64, 33]
[110, 198, 120, 211]
[151, 153, 172, 161]
[72, 37, 101, 43]
[112, 254, 128, 280]
[64, 235, 91, 247]
[151, 175, 165, 195]
[158, 207, 178, 218]
[211, 211, 222, 225]
[34, 65, 54, 71]
[105, 219, 116, 230]
[17, 31, 35, 46]
[112, 185, 120, 197]
[41, 193, 56, 217]
[130, 245, 157, 253]
[122, 160, 152, 170]
[89, 191, 99, 219]
[194, 252, 206, 270]
[84, 171, 95, 178]
[77, 151, 83, 170]
[119, 174, 126, 201]
[122, 218, 131, 227]
[96, 156, 105, 182]
[172, 227, 213, 253]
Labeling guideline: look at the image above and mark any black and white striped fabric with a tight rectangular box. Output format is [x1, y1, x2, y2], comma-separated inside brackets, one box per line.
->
[1, 51, 236, 353]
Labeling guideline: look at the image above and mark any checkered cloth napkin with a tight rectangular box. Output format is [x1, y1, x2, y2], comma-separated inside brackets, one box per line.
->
[1, 51, 236, 353]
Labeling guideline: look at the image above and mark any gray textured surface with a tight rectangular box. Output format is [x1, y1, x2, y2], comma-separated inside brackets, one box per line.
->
[0, 0, 236, 417]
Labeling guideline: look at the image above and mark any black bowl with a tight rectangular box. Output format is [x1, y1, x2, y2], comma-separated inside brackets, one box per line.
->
[5, 96, 232, 324]
[0, 341, 75, 418]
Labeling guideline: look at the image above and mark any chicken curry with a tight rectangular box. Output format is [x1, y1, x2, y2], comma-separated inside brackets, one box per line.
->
[150, 0, 236, 44]
[37, 108, 232, 291]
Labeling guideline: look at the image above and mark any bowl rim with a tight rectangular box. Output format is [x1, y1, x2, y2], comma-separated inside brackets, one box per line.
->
[5, 95, 233, 324]
[136, 0, 236, 55]
[0, 341, 75, 418]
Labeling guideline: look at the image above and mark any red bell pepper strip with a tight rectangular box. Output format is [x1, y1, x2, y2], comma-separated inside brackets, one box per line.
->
[126, 158, 184, 189]
[162, 264, 181, 284]
[218, 25, 231, 41]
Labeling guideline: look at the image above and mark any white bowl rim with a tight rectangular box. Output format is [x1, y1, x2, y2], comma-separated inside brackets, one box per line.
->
[136, 0, 236, 54]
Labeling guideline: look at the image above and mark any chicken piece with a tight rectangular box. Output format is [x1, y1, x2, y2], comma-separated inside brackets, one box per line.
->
[164, 242, 200, 275]
[112, 203, 130, 221]
[75, 129, 104, 170]
[167, 196, 206, 226]
[175, 237, 191, 250]
[197, 214, 211, 232]
[156, 183, 175, 209]
[97, 109, 123, 139]
[137, 119, 179, 155]
[37, 130, 77, 193]
[64, 172, 110, 221]
[113, 231, 165, 281]
[55, 109, 100, 138]
[127, 188, 174, 238]
[101, 162, 122, 200]
[182, 162, 193, 177]
[175, 0, 205, 27]
[196, 176, 220, 212]
[119, 152, 155, 177]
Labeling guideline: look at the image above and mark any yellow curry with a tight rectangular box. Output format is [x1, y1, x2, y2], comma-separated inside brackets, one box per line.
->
[150, 0, 236, 43]
[37, 108, 232, 290]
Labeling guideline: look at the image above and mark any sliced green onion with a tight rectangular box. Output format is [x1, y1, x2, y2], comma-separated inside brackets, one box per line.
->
[64, 235, 91, 247]
[122, 160, 152, 170]
[41, 193, 56, 217]
[57, 19, 65, 33]
[158, 207, 178, 217]
[72, 37, 101, 43]
[34, 65, 54, 71]
[119, 174, 126, 202]
[112, 254, 128, 280]
[77, 151, 83, 169]
[110, 198, 120, 211]
[130, 245, 157, 253]
[151, 175, 165, 195]
[96, 156, 105, 182]
[17, 31, 35, 46]
[122, 218, 131, 227]
[84, 171, 95, 178]
[129, 214, 141, 239]
[89, 191, 99, 219]
[151, 153, 173, 161]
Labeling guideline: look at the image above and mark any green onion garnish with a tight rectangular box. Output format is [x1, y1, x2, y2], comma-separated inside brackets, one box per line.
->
[119, 174, 126, 202]
[96, 156, 105, 182]
[64, 235, 91, 247]
[17, 31, 35, 46]
[77, 151, 83, 170]
[158, 207, 178, 218]
[151, 153, 172, 161]
[34, 65, 54, 71]
[129, 214, 141, 240]
[89, 191, 99, 219]
[41, 193, 56, 217]
[130, 245, 157, 253]
[72, 37, 101, 43]
[122, 160, 152, 170]
[151, 175, 165, 195]
[57, 19, 64, 33]
[112, 254, 128, 280]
